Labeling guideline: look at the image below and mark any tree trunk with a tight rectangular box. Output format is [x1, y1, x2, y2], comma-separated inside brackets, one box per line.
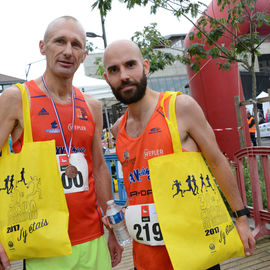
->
[250, 67, 261, 146]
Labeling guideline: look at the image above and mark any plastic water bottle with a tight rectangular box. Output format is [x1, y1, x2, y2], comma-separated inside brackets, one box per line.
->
[106, 200, 132, 246]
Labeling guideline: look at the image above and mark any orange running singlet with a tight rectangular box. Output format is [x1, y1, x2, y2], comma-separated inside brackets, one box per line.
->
[13, 81, 104, 246]
[116, 93, 188, 270]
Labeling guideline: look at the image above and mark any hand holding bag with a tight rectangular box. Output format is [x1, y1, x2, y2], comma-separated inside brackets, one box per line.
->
[0, 83, 72, 261]
[148, 91, 244, 269]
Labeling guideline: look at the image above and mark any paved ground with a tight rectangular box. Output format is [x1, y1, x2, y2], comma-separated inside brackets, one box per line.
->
[112, 235, 270, 270]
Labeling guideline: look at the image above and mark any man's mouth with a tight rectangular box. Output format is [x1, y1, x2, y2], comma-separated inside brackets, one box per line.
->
[58, 60, 73, 67]
[119, 83, 136, 91]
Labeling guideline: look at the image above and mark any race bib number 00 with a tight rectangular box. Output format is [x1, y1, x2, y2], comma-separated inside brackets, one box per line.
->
[57, 153, 89, 194]
[125, 203, 164, 246]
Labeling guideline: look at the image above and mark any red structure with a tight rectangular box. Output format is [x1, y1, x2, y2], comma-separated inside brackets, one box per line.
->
[184, 0, 270, 160]
[234, 147, 270, 240]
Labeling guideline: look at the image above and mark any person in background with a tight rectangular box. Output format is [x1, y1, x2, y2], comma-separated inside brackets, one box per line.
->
[265, 108, 270, 122]
[0, 16, 123, 270]
[258, 110, 265, 124]
[247, 111, 257, 146]
[103, 39, 255, 270]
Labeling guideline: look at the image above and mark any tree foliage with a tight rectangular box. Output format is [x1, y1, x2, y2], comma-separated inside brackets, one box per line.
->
[92, 0, 201, 18]
[86, 41, 95, 54]
[92, 0, 270, 145]
[182, 0, 270, 145]
[131, 23, 180, 74]
[182, 0, 270, 73]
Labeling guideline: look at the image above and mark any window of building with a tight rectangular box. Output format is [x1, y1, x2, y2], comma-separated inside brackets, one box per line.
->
[148, 75, 189, 94]
[258, 54, 270, 72]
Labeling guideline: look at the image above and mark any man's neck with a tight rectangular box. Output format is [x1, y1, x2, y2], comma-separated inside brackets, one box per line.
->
[37, 71, 74, 104]
[124, 89, 160, 138]
[127, 88, 159, 121]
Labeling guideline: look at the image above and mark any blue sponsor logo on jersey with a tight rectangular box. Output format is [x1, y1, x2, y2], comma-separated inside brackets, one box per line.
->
[38, 108, 49, 115]
[45, 121, 60, 133]
[128, 168, 150, 184]
[56, 146, 86, 155]
[148, 127, 162, 134]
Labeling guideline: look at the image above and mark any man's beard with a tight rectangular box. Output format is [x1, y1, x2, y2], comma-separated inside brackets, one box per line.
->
[110, 71, 147, 105]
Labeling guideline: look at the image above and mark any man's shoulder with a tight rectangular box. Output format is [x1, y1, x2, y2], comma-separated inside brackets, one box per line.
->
[82, 92, 102, 108]
[111, 116, 123, 138]
[0, 85, 22, 104]
[175, 94, 197, 110]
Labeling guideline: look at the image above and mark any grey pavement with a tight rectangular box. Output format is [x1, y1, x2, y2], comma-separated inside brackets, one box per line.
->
[111, 234, 270, 270]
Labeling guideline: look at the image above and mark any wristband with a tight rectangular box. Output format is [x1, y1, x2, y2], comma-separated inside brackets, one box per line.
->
[233, 206, 250, 218]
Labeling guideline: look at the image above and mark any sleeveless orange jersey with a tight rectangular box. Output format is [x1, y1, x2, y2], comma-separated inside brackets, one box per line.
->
[116, 93, 187, 269]
[13, 81, 104, 245]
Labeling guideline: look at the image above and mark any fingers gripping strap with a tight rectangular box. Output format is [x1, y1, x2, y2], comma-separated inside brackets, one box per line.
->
[160, 91, 182, 153]
[16, 83, 33, 144]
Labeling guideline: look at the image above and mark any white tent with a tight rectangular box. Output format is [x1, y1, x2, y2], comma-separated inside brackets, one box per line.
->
[245, 91, 270, 117]
[73, 66, 117, 107]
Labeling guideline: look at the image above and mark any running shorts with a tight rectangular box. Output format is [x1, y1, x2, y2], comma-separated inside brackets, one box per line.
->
[25, 235, 111, 270]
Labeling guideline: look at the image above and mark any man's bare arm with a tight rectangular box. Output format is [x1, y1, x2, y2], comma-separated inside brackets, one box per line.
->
[0, 86, 23, 150]
[84, 94, 123, 267]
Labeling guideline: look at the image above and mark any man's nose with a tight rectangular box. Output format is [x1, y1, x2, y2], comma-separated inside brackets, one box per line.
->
[119, 67, 129, 81]
[63, 43, 72, 57]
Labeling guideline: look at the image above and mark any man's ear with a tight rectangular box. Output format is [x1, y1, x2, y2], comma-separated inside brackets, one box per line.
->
[81, 49, 87, 63]
[39, 40, 46, 55]
[143, 59, 150, 75]
[104, 72, 109, 84]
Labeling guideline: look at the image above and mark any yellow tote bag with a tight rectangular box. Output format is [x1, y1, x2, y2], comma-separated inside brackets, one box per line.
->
[148, 92, 244, 270]
[0, 84, 72, 261]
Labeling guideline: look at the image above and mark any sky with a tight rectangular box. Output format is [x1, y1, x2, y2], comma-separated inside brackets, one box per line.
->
[0, 0, 210, 81]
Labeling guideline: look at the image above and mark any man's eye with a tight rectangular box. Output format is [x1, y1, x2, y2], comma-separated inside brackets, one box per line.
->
[109, 67, 118, 73]
[72, 42, 81, 48]
[56, 39, 64, 44]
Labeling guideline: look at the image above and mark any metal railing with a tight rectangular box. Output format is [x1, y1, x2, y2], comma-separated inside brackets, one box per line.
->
[234, 146, 270, 240]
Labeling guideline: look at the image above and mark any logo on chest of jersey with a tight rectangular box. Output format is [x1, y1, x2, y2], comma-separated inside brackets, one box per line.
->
[122, 157, 136, 167]
[144, 149, 164, 159]
[38, 108, 49, 116]
[130, 189, 152, 198]
[148, 127, 162, 134]
[128, 168, 150, 184]
[45, 121, 60, 133]
[56, 146, 86, 155]
[76, 106, 88, 121]
[68, 123, 86, 132]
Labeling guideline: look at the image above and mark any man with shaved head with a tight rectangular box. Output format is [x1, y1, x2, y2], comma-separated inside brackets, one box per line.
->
[103, 40, 255, 270]
[0, 16, 123, 270]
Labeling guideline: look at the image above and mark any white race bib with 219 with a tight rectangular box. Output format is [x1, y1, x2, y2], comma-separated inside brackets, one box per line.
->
[125, 203, 164, 246]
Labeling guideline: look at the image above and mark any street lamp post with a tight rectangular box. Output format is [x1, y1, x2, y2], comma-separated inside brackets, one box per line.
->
[86, 13, 113, 149]
[25, 58, 45, 81]
[86, 13, 107, 48]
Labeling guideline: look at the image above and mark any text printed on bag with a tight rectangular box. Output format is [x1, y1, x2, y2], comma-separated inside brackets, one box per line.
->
[171, 173, 237, 249]
[0, 167, 51, 252]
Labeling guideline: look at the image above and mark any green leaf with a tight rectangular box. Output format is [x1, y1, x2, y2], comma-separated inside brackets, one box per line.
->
[189, 32, 195, 41]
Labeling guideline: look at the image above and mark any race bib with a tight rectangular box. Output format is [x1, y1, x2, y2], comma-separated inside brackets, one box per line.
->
[125, 203, 164, 246]
[57, 153, 89, 194]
